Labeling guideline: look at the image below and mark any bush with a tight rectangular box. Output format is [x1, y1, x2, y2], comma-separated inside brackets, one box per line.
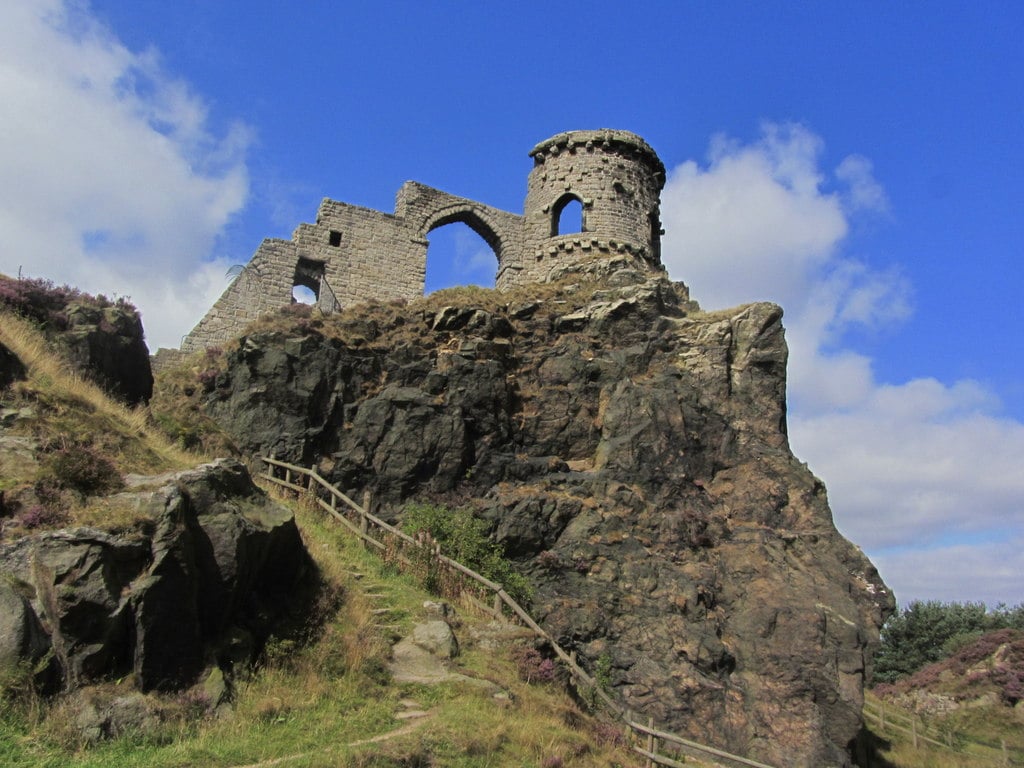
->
[36, 443, 124, 498]
[400, 503, 532, 605]
[510, 645, 561, 684]
[873, 601, 1010, 684]
[18, 504, 68, 529]
[0, 274, 136, 332]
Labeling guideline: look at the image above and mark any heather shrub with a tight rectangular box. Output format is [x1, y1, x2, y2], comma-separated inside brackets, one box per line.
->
[510, 644, 561, 684]
[36, 443, 124, 498]
[0, 274, 136, 332]
[17, 504, 68, 529]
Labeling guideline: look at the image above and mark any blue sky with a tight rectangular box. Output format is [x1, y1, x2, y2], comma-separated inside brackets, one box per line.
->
[2, 0, 1022, 607]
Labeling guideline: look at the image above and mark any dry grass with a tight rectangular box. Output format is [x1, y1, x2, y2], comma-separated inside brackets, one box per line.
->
[0, 310, 200, 473]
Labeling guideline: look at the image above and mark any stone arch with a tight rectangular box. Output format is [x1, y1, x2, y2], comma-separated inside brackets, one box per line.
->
[421, 204, 506, 261]
[551, 193, 585, 236]
[292, 256, 326, 303]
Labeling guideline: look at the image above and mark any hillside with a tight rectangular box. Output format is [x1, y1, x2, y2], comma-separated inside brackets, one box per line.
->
[157, 260, 894, 767]
[854, 630, 1024, 766]
[0, 288, 658, 767]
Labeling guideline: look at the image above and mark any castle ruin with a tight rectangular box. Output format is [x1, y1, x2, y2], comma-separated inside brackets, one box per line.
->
[181, 129, 667, 352]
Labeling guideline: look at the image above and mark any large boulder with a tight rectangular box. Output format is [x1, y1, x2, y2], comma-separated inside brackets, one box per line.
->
[0, 459, 311, 693]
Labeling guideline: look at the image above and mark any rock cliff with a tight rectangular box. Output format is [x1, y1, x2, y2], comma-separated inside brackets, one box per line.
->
[199, 262, 893, 767]
[0, 459, 311, 694]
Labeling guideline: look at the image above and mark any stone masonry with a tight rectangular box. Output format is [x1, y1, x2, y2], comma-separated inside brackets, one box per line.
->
[180, 129, 667, 353]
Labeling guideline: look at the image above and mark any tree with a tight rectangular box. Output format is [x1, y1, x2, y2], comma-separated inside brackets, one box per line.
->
[874, 601, 989, 683]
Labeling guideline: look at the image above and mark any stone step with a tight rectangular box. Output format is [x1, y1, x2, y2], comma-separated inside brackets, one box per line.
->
[396, 710, 429, 720]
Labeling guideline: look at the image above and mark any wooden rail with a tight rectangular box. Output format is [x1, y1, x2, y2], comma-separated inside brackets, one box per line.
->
[864, 694, 1019, 766]
[261, 456, 779, 768]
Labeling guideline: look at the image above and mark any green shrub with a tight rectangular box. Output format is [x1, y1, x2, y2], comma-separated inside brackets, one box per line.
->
[400, 503, 532, 605]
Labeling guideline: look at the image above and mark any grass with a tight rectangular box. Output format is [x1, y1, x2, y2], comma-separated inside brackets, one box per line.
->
[862, 690, 1024, 767]
[0, 310, 206, 539]
[0, 310, 199, 474]
[0, 488, 650, 767]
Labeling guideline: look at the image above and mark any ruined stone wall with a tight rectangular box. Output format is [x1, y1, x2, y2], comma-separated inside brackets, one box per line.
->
[394, 182, 525, 289]
[181, 239, 298, 353]
[179, 129, 669, 354]
[304, 199, 426, 306]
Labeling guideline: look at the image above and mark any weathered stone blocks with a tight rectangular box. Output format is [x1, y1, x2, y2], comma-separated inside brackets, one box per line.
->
[180, 129, 668, 353]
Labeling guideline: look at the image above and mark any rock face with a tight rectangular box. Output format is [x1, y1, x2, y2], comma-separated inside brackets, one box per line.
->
[0, 459, 310, 693]
[54, 302, 154, 406]
[202, 264, 893, 767]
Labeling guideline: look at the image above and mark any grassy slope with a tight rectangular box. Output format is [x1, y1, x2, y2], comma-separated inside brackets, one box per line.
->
[863, 629, 1024, 767]
[1, 490, 649, 767]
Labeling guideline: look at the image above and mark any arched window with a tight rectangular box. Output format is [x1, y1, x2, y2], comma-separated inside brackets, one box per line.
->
[292, 257, 324, 304]
[425, 222, 497, 294]
[552, 194, 585, 236]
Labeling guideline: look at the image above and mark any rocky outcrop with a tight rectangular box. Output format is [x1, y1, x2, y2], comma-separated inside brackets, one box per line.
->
[0, 459, 311, 693]
[0, 275, 153, 404]
[54, 302, 154, 406]
[200, 264, 893, 767]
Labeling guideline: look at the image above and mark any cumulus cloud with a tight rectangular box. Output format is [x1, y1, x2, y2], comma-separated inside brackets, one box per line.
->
[874, 537, 1024, 609]
[0, 0, 250, 349]
[660, 123, 1024, 606]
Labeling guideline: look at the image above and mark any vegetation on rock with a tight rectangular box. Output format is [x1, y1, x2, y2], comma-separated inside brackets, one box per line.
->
[399, 502, 532, 604]
[0, 274, 152, 405]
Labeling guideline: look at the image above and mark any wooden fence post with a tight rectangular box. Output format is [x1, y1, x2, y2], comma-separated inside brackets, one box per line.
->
[492, 591, 502, 618]
[911, 716, 918, 749]
[646, 716, 655, 768]
[879, 701, 886, 734]
[1002, 738, 1008, 766]
[362, 489, 371, 515]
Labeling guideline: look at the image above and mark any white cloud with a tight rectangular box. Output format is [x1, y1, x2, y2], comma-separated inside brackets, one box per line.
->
[661, 123, 1024, 606]
[661, 123, 847, 311]
[874, 538, 1024, 608]
[0, 0, 249, 349]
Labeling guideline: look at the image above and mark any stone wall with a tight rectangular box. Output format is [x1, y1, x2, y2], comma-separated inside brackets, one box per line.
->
[179, 129, 668, 354]
[394, 182, 526, 290]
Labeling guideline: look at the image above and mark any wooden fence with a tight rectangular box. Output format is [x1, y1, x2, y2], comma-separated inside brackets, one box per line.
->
[863, 693, 1020, 766]
[261, 456, 778, 768]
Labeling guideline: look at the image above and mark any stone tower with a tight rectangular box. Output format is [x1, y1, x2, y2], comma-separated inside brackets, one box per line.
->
[517, 129, 667, 285]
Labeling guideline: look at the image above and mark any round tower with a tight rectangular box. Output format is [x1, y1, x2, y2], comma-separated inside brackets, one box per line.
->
[516, 129, 666, 285]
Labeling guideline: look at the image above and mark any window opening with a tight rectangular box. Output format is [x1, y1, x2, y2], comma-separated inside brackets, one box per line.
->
[425, 222, 497, 294]
[552, 195, 584, 236]
[328, 230, 342, 247]
[292, 257, 325, 305]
